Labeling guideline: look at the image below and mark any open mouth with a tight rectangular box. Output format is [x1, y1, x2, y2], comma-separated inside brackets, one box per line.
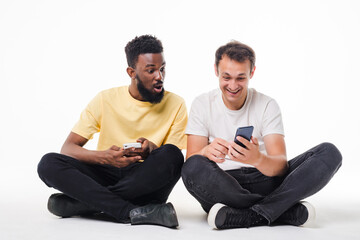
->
[153, 85, 163, 93]
[226, 88, 240, 95]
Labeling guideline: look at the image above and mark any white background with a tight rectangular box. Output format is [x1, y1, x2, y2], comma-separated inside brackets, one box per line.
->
[1, 0, 360, 239]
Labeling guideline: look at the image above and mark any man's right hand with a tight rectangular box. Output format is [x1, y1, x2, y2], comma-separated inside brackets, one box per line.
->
[101, 145, 142, 168]
[200, 138, 230, 163]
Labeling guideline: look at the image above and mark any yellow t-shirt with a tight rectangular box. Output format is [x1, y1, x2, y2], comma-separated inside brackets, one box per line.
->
[72, 86, 188, 150]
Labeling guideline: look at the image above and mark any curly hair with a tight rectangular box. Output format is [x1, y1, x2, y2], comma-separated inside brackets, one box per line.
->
[125, 35, 163, 68]
[215, 41, 256, 72]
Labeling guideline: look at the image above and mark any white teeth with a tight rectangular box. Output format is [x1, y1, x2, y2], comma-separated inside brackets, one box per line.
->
[227, 89, 239, 94]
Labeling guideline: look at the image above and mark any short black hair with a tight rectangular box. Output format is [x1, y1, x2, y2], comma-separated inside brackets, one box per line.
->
[125, 35, 163, 68]
[215, 41, 256, 72]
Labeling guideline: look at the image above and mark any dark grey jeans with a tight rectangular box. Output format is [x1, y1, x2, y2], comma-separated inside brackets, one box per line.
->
[181, 142, 342, 223]
[37, 144, 184, 222]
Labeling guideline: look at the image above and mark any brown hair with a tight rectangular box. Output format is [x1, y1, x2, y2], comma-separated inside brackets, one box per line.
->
[215, 41, 256, 72]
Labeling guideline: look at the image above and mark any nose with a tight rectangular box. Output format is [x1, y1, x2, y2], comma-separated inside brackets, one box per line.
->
[228, 79, 238, 90]
[155, 70, 163, 81]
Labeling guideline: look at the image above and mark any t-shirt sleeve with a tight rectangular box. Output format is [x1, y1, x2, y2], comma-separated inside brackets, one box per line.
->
[185, 97, 208, 137]
[71, 93, 102, 140]
[261, 99, 284, 137]
[162, 100, 188, 149]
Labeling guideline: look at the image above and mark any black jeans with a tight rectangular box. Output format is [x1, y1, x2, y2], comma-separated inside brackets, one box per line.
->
[181, 142, 342, 223]
[37, 144, 184, 222]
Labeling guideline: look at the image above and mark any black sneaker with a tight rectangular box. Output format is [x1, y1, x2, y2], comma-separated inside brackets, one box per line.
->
[129, 203, 179, 228]
[207, 203, 267, 229]
[275, 201, 315, 226]
[47, 193, 99, 218]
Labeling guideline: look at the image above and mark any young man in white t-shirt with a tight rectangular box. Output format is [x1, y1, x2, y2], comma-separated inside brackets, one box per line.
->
[182, 41, 342, 229]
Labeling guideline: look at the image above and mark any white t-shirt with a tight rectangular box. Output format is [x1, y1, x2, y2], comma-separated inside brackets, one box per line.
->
[186, 88, 284, 170]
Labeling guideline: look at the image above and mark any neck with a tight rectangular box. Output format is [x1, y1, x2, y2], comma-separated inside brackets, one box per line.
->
[128, 83, 144, 101]
[222, 93, 247, 110]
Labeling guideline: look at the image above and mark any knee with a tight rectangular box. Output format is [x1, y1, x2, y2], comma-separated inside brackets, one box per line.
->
[319, 142, 342, 170]
[156, 144, 184, 173]
[37, 152, 60, 180]
[162, 144, 184, 165]
[181, 155, 208, 181]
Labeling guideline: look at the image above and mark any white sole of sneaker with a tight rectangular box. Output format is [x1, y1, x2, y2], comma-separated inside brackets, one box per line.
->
[300, 201, 316, 227]
[207, 203, 226, 229]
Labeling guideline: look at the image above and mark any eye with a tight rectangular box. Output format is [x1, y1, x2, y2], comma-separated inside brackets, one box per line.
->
[160, 67, 165, 72]
[147, 69, 155, 74]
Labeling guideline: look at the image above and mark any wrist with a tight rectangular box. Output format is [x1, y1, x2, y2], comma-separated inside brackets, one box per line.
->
[254, 152, 266, 168]
[200, 145, 207, 157]
[92, 150, 109, 165]
[149, 141, 158, 153]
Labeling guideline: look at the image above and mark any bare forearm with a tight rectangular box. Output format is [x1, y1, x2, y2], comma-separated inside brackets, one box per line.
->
[60, 143, 105, 165]
[255, 154, 288, 177]
[186, 147, 204, 159]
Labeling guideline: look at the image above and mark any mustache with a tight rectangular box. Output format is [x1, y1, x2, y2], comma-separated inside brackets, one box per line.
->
[154, 81, 163, 86]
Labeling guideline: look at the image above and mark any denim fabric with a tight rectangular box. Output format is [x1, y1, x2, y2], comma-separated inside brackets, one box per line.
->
[181, 142, 342, 223]
[37, 144, 184, 222]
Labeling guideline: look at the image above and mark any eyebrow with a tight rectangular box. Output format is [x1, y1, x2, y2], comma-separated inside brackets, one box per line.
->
[223, 72, 246, 76]
[145, 62, 166, 68]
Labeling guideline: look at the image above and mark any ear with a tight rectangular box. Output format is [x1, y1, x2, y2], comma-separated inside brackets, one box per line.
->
[214, 64, 219, 77]
[126, 67, 136, 79]
[250, 66, 256, 79]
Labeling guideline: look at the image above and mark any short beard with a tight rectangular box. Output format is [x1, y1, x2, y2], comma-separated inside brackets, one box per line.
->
[136, 75, 164, 104]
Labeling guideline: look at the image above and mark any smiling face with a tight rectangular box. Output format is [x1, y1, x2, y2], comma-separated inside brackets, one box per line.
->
[127, 53, 166, 103]
[216, 56, 255, 110]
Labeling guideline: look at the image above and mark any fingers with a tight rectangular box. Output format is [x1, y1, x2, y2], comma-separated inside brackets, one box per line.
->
[205, 147, 225, 163]
[228, 145, 243, 159]
[230, 141, 245, 154]
[215, 138, 230, 148]
[211, 138, 230, 155]
[110, 145, 120, 151]
[121, 155, 142, 163]
[135, 137, 149, 151]
[123, 148, 141, 157]
[203, 138, 230, 163]
[111, 155, 141, 168]
[136, 137, 147, 143]
[209, 149, 226, 162]
[104, 147, 141, 168]
[207, 147, 226, 162]
[209, 155, 225, 163]
[141, 140, 149, 150]
[235, 136, 251, 149]
[251, 136, 259, 146]
[121, 148, 133, 155]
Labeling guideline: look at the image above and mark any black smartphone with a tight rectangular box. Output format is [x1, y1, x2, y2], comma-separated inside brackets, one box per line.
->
[234, 126, 254, 148]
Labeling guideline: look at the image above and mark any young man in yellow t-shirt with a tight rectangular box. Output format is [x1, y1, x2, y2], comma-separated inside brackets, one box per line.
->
[37, 35, 188, 228]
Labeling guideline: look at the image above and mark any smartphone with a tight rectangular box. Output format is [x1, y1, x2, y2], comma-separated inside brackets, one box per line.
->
[123, 142, 142, 149]
[234, 126, 254, 148]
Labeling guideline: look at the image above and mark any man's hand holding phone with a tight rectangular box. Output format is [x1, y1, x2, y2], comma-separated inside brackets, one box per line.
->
[102, 145, 142, 168]
[124, 137, 158, 161]
[228, 126, 262, 167]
